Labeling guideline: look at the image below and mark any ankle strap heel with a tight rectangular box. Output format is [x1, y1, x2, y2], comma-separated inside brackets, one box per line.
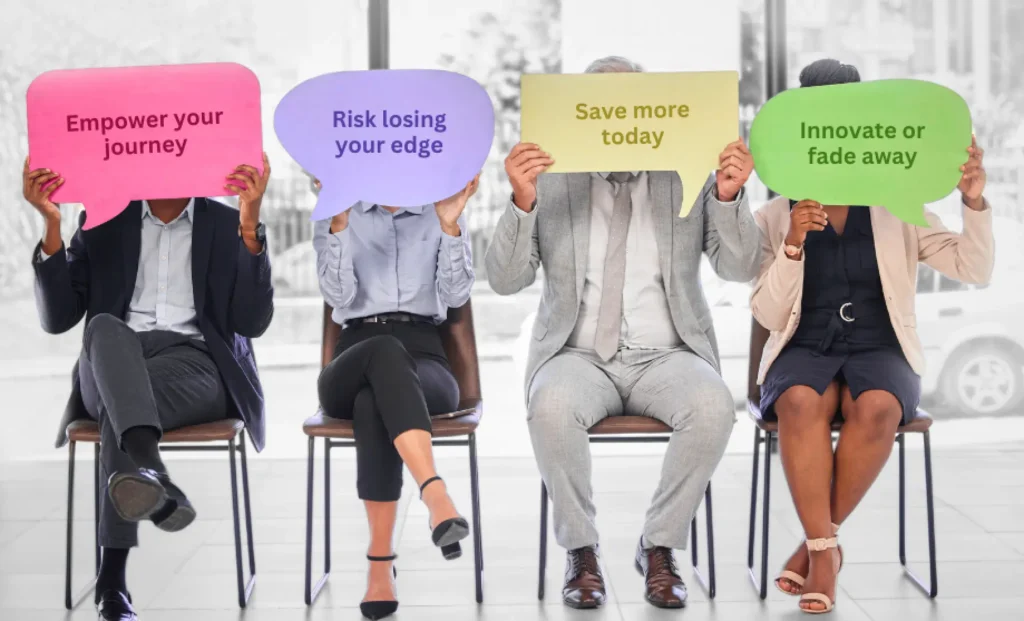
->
[419, 476, 443, 498]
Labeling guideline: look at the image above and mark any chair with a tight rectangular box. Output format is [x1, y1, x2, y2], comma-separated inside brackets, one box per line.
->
[537, 416, 716, 600]
[303, 302, 485, 605]
[745, 317, 937, 599]
[63, 418, 256, 610]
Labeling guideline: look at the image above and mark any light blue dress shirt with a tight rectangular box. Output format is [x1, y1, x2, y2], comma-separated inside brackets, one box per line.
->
[313, 202, 474, 325]
[126, 199, 202, 338]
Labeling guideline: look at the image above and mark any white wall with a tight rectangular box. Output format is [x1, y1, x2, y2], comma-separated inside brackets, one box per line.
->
[561, 0, 740, 73]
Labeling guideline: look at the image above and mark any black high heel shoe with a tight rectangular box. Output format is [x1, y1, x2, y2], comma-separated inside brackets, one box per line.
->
[360, 554, 398, 620]
[419, 476, 470, 560]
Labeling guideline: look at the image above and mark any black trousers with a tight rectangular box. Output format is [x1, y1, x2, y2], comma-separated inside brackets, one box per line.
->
[317, 322, 460, 502]
[78, 314, 227, 547]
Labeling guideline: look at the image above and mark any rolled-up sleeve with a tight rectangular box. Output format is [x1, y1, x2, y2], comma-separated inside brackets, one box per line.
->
[313, 218, 358, 309]
[436, 213, 475, 308]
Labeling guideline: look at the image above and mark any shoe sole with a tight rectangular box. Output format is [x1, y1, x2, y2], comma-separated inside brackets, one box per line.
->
[562, 597, 605, 609]
[152, 500, 197, 533]
[432, 518, 470, 548]
[107, 473, 166, 521]
[634, 559, 687, 608]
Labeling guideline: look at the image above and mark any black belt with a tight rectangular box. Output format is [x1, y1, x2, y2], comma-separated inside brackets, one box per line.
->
[344, 312, 434, 329]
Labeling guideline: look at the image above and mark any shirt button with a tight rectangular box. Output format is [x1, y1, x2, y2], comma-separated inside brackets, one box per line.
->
[160, 285, 166, 291]
[161, 255, 167, 260]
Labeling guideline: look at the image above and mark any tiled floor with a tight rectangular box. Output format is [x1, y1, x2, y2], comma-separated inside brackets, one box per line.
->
[2, 442, 1022, 620]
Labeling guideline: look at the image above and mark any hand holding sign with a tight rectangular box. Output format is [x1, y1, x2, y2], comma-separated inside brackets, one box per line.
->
[716, 139, 754, 201]
[26, 63, 263, 229]
[435, 173, 481, 236]
[22, 157, 63, 222]
[957, 136, 987, 209]
[504, 143, 555, 212]
[519, 71, 739, 216]
[749, 79, 973, 225]
[273, 69, 494, 220]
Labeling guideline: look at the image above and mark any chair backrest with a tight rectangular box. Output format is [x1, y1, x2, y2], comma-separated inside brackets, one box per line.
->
[746, 316, 772, 405]
[319, 302, 483, 403]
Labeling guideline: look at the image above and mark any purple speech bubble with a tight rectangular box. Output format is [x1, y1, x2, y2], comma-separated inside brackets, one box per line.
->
[274, 69, 495, 220]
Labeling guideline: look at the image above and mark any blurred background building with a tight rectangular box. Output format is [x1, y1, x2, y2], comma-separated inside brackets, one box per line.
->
[1, 0, 1022, 462]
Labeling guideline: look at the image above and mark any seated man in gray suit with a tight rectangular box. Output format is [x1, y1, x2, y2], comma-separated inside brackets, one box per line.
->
[486, 56, 759, 610]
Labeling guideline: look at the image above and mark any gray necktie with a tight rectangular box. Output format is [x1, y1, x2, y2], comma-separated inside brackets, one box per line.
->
[594, 172, 633, 361]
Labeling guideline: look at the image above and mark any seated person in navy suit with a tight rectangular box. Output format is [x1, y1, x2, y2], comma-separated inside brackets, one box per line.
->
[23, 154, 274, 621]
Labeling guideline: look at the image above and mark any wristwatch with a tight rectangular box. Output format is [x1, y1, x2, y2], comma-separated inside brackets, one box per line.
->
[239, 222, 266, 244]
[784, 242, 803, 258]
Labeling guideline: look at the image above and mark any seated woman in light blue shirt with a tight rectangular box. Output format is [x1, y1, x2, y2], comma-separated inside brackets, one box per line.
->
[311, 173, 478, 620]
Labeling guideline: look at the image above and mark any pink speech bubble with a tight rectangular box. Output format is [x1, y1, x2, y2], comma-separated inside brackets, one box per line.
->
[27, 63, 263, 229]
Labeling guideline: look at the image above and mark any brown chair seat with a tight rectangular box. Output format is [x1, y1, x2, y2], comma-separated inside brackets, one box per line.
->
[303, 399, 482, 439]
[588, 415, 672, 435]
[66, 418, 245, 444]
[746, 399, 933, 434]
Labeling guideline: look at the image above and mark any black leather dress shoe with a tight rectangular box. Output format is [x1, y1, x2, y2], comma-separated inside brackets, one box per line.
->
[97, 589, 137, 621]
[107, 469, 195, 532]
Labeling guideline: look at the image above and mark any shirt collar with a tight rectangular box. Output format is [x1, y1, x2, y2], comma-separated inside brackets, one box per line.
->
[362, 202, 427, 215]
[141, 198, 195, 224]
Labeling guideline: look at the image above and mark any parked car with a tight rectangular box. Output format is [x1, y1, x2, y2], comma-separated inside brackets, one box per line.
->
[513, 216, 1024, 418]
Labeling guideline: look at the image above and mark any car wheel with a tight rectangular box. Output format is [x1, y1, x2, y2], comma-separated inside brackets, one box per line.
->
[941, 346, 1024, 416]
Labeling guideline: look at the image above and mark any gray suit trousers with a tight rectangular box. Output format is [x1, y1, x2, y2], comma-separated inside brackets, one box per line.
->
[528, 346, 734, 551]
[78, 314, 227, 548]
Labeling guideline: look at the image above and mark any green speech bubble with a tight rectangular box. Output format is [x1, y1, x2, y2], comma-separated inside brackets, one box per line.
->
[749, 79, 972, 226]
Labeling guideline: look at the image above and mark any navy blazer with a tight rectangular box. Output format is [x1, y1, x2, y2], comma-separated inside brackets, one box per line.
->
[33, 198, 274, 451]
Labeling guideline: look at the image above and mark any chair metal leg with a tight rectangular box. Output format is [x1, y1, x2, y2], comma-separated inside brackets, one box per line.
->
[65, 441, 76, 610]
[304, 436, 330, 605]
[469, 432, 484, 603]
[690, 483, 716, 599]
[900, 431, 938, 598]
[749, 430, 772, 600]
[324, 438, 332, 577]
[746, 427, 761, 595]
[898, 434, 906, 565]
[228, 437, 255, 608]
[238, 434, 258, 589]
[538, 480, 548, 601]
[94, 444, 101, 576]
[64, 441, 98, 611]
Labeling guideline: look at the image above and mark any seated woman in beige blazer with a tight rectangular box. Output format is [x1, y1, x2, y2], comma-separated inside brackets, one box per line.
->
[750, 59, 995, 615]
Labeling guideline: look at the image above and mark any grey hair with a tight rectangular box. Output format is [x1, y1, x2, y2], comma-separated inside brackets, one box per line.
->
[584, 56, 643, 74]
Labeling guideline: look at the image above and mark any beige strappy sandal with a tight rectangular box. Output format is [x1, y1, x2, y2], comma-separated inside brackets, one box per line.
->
[775, 523, 841, 595]
[799, 535, 840, 614]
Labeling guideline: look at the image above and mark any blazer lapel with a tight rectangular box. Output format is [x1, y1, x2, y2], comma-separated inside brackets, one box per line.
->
[191, 198, 213, 316]
[567, 173, 591, 301]
[121, 202, 143, 314]
[869, 206, 906, 302]
[650, 172, 675, 295]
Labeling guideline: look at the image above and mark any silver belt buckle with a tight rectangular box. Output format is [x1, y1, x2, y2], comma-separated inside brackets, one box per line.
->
[839, 302, 855, 323]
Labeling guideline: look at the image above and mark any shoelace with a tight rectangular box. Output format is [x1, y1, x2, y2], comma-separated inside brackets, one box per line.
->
[647, 547, 682, 585]
[570, 547, 602, 581]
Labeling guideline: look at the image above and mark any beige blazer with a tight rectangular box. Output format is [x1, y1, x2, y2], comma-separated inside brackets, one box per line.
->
[751, 196, 995, 384]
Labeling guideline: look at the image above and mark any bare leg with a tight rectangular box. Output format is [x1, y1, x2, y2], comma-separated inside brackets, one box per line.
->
[393, 430, 461, 529]
[363, 500, 398, 603]
[829, 388, 903, 525]
[775, 382, 841, 595]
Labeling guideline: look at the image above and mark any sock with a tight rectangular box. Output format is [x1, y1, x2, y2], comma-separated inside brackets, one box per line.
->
[96, 547, 129, 596]
[121, 426, 166, 473]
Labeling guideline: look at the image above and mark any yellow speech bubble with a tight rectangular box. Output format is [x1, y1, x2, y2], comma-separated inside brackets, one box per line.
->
[520, 71, 739, 216]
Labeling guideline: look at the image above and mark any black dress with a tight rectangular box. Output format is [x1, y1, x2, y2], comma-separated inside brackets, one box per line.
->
[759, 204, 920, 424]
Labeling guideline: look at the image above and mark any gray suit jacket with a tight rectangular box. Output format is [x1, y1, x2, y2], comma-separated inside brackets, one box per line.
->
[485, 171, 760, 398]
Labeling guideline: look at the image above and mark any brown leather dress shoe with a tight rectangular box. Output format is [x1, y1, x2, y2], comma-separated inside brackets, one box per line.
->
[562, 546, 606, 609]
[634, 538, 688, 608]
